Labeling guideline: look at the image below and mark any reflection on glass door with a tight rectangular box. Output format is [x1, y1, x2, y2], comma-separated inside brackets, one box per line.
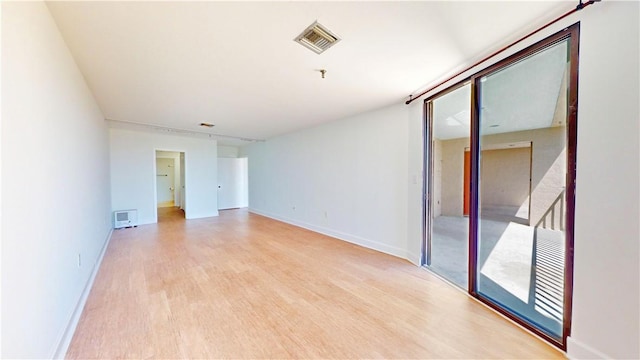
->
[426, 83, 471, 288]
[475, 38, 571, 340]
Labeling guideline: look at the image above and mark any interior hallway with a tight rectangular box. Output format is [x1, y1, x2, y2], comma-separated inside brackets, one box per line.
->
[157, 206, 185, 223]
[66, 208, 561, 359]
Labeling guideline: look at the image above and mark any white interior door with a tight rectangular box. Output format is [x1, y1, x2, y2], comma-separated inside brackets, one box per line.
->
[180, 152, 186, 210]
[173, 157, 181, 206]
[156, 158, 175, 206]
[217, 158, 248, 210]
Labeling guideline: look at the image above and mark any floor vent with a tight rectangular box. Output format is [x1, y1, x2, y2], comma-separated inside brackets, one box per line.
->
[294, 21, 340, 54]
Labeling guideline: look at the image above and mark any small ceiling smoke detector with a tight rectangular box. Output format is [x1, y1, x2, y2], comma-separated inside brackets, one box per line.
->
[294, 21, 340, 54]
[199, 123, 215, 128]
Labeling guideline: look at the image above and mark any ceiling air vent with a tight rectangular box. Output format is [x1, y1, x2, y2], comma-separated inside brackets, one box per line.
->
[294, 21, 340, 54]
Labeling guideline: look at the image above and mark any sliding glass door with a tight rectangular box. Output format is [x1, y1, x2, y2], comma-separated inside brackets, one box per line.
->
[425, 83, 471, 289]
[424, 24, 578, 348]
[475, 37, 571, 340]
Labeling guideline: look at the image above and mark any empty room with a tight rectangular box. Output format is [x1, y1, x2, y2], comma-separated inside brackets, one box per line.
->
[1, 1, 638, 359]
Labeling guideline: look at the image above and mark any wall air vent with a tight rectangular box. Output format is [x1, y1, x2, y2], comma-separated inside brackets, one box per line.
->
[294, 21, 340, 54]
[114, 209, 138, 229]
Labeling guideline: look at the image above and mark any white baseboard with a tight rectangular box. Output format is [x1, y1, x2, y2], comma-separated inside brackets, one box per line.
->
[185, 210, 219, 220]
[249, 208, 411, 262]
[566, 337, 611, 359]
[52, 228, 113, 359]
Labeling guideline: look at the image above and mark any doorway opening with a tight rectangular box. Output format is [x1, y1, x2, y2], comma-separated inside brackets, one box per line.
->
[155, 150, 186, 222]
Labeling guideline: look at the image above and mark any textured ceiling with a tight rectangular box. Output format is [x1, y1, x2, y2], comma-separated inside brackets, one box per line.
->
[46, 1, 574, 145]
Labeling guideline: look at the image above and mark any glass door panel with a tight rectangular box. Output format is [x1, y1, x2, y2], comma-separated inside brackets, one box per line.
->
[426, 83, 471, 288]
[476, 39, 570, 339]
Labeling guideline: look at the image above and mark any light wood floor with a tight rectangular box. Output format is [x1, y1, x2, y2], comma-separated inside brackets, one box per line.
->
[66, 207, 562, 359]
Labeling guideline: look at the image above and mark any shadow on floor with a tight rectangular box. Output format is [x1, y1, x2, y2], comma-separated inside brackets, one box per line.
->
[426, 215, 563, 338]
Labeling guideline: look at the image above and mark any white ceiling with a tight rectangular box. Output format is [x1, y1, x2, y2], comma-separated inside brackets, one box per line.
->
[46, 1, 574, 146]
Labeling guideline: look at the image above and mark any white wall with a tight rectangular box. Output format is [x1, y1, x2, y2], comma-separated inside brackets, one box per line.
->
[218, 145, 239, 158]
[0, 3, 4, 355]
[1, 2, 112, 358]
[110, 128, 218, 224]
[245, 104, 410, 259]
[566, 2, 639, 358]
[407, 100, 425, 266]
[246, 2, 639, 358]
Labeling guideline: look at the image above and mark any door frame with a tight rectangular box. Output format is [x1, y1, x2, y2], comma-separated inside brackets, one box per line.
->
[463, 150, 470, 216]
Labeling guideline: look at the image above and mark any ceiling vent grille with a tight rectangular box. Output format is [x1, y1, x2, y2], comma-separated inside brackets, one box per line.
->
[294, 21, 340, 54]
